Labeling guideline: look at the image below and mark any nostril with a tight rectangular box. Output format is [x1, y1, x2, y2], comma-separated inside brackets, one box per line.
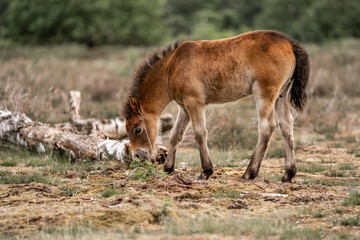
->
[134, 154, 141, 159]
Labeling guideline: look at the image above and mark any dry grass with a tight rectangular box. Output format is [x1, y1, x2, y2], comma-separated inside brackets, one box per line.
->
[296, 39, 360, 142]
[0, 45, 150, 122]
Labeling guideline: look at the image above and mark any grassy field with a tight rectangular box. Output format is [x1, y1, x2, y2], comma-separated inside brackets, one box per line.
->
[1, 39, 360, 239]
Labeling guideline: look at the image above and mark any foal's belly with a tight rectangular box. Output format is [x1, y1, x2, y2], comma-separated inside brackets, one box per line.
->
[204, 75, 253, 104]
[205, 89, 250, 104]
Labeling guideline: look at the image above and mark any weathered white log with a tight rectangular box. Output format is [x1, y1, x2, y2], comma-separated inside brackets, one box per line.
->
[68, 91, 174, 139]
[0, 110, 33, 148]
[0, 109, 167, 164]
[96, 139, 131, 164]
[0, 109, 130, 162]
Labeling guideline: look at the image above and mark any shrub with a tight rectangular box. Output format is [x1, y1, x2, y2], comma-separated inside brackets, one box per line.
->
[3, 0, 169, 46]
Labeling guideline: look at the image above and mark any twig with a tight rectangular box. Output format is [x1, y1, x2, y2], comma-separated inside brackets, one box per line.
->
[24, 187, 51, 193]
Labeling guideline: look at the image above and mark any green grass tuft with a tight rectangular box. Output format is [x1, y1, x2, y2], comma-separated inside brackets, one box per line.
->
[0, 172, 57, 184]
[297, 163, 327, 173]
[101, 187, 126, 198]
[342, 191, 360, 206]
[299, 208, 327, 218]
[313, 211, 327, 218]
[60, 186, 79, 197]
[0, 159, 19, 167]
[25, 156, 52, 167]
[326, 169, 346, 177]
[0, 170, 12, 177]
[347, 147, 360, 157]
[345, 136, 357, 143]
[129, 158, 166, 182]
[340, 215, 360, 227]
[338, 163, 356, 171]
[0, 144, 100, 174]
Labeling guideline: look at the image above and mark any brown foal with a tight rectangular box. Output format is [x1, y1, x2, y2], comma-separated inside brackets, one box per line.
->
[123, 30, 309, 182]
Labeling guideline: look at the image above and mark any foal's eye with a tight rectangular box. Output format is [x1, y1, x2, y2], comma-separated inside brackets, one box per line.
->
[134, 127, 142, 135]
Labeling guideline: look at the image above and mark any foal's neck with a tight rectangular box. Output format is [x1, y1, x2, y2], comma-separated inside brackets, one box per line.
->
[138, 65, 170, 119]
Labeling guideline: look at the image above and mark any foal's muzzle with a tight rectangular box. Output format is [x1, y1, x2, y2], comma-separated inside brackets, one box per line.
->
[132, 149, 149, 160]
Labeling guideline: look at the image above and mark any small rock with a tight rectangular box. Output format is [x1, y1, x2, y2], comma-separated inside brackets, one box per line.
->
[177, 162, 188, 171]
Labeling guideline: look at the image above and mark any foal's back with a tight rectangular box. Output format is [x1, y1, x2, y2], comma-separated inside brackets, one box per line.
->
[167, 30, 296, 105]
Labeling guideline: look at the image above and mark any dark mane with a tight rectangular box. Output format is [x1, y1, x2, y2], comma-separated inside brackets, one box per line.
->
[123, 40, 183, 118]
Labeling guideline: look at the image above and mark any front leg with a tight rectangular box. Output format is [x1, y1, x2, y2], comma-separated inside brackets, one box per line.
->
[184, 99, 214, 180]
[163, 106, 190, 173]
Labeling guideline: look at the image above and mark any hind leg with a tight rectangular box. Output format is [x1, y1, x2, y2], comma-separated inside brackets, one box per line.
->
[164, 105, 190, 173]
[242, 95, 277, 180]
[275, 92, 296, 182]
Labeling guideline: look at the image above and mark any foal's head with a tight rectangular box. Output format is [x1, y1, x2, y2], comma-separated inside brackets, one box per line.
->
[124, 97, 156, 160]
[123, 41, 183, 160]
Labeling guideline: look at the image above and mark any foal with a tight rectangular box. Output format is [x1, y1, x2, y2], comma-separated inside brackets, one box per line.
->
[123, 30, 309, 182]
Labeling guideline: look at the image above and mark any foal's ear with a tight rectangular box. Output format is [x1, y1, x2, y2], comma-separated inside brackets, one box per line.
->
[129, 97, 141, 114]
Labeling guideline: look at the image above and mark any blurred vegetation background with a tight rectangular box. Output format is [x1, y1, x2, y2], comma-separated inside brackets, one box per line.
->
[0, 0, 359, 47]
[0, 0, 359, 152]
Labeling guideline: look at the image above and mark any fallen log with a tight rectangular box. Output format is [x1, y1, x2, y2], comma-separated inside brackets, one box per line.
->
[0, 109, 129, 162]
[0, 90, 172, 164]
[0, 109, 167, 164]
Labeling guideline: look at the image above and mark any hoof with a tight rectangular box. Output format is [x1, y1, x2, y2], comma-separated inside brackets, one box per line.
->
[198, 173, 206, 180]
[241, 170, 258, 180]
[198, 168, 214, 180]
[164, 167, 175, 174]
[281, 175, 293, 183]
[282, 167, 296, 183]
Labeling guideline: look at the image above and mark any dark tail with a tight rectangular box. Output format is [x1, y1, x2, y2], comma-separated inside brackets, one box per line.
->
[290, 40, 310, 112]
